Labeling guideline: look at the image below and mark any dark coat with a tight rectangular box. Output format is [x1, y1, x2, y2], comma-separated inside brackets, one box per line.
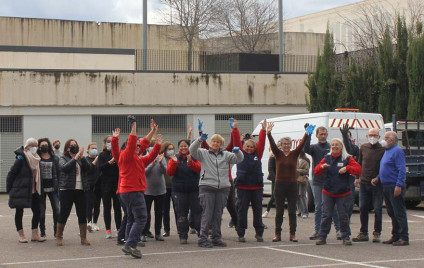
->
[97, 150, 119, 194]
[58, 154, 92, 191]
[6, 147, 35, 208]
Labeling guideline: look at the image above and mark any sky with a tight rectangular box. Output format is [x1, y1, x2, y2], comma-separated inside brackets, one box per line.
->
[0, 0, 362, 24]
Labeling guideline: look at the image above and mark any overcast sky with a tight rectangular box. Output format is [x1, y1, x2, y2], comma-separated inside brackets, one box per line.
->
[0, 0, 361, 24]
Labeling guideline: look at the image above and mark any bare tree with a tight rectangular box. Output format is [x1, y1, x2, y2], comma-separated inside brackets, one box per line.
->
[161, 0, 221, 70]
[215, 0, 278, 53]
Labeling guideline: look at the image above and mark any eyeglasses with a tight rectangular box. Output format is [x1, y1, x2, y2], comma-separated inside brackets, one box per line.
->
[368, 134, 379, 137]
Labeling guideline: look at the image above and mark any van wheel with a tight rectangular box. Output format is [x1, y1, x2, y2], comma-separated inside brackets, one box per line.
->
[307, 183, 315, 213]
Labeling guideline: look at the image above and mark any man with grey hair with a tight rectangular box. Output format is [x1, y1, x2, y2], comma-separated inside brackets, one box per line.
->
[377, 131, 409, 246]
[352, 128, 385, 243]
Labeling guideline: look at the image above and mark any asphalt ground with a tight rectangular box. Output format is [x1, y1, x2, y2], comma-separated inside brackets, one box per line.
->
[0, 194, 423, 268]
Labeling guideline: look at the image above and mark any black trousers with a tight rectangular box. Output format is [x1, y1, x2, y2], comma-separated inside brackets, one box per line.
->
[102, 190, 122, 230]
[39, 191, 60, 236]
[93, 185, 102, 223]
[162, 188, 176, 233]
[226, 181, 238, 226]
[274, 182, 297, 235]
[143, 194, 165, 235]
[173, 191, 201, 239]
[235, 188, 264, 237]
[15, 193, 41, 231]
[58, 190, 86, 225]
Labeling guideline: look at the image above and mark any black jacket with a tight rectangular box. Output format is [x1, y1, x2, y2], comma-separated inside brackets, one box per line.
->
[97, 150, 119, 193]
[59, 154, 92, 191]
[84, 156, 100, 190]
[6, 147, 35, 208]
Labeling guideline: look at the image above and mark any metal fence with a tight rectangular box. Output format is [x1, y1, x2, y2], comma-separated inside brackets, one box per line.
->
[0, 116, 23, 192]
[135, 49, 317, 73]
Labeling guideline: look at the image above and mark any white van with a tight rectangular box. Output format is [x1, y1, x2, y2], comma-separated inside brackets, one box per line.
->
[251, 110, 385, 204]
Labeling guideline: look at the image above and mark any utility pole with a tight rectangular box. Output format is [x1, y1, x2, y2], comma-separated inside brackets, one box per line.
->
[278, 0, 284, 72]
[143, 0, 148, 70]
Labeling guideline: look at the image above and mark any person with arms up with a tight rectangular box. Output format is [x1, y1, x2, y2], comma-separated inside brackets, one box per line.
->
[190, 130, 244, 248]
[114, 116, 160, 258]
[7, 138, 46, 243]
[352, 128, 385, 243]
[314, 138, 362, 246]
[378, 131, 409, 246]
[267, 122, 310, 242]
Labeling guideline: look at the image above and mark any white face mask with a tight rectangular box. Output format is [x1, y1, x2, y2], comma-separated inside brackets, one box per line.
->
[29, 147, 38, 155]
[380, 140, 388, 148]
[368, 137, 378, 145]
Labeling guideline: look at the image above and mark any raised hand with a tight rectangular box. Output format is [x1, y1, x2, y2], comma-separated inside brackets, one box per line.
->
[187, 124, 193, 133]
[112, 128, 121, 138]
[232, 147, 240, 153]
[170, 154, 178, 162]
[229, 118, 234, 129]
[266, 122, 274, 134]
[156, 134, 163, 145]
[306, 124, 316, 135]
[198, 119, 203, 131]
[200, 132, 208, 141]
[233, 118, 238, 129]
[340, 124, 350, 136]
[304, 123, 309, 130]
[261, 119, 267, 130]
[159, 153, 165, 162]
[127, 115, 137, 125]
[150, 119, 158, 131]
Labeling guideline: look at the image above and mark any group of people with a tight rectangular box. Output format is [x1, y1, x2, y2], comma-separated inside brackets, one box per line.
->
[6, 115, 409, 259]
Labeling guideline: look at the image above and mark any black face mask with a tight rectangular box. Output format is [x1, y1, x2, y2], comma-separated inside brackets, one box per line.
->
[54, 145, 60, 150]
[69, 146, 79, 154]
[40, 146, 49, 153]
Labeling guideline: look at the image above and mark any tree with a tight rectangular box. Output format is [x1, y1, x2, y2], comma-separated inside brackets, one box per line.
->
[161, 0, 221, 70]
[306, 28, 342, 112]
[215, 0, 278, 53]
[406, 21, 424, 119]
[394, 17, 409, 119]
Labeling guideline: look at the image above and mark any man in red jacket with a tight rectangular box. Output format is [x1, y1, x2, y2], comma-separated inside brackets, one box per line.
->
[112, 117, 161, 258]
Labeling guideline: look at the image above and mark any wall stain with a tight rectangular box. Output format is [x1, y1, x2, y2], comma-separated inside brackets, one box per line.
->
[211, 73, 222, 90]
[248, 83, 254, 102]
[54, 72, 61, 84]
[201, 73, 209, 86]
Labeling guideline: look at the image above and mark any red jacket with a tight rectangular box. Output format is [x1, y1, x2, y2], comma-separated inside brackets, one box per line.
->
[113, 134, 160, 194]
[166, 150, 201, 176]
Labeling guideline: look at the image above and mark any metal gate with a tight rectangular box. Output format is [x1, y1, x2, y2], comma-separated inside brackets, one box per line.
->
[92, 115, 187, 152]
[214, 114, 253, 146]
[0, 116, 23, 192]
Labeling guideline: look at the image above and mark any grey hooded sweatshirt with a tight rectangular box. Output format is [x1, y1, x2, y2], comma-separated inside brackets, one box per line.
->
[189, 138, 244, 189]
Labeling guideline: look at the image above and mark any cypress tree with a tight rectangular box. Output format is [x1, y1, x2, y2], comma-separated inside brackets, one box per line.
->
[394, 17, 409, 119]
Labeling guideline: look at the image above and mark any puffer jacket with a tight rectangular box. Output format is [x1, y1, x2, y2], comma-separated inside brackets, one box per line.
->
[6, 146, 34, 208]
[189, 139, 244, 189]
[59, 154, 92, 191]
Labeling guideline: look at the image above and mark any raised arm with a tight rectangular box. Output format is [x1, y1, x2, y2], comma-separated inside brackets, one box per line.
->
[256, 119, 267, 160]
[145, 119, 158, 142]
[267, 122, 282, 158]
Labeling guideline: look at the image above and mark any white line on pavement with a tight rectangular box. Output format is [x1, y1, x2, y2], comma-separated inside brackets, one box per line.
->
[265, 247, 387, 268]
[412, 214, 424, 219]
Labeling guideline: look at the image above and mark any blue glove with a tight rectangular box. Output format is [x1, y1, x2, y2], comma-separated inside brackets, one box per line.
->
[17, 155, 24, 160]
[198, 119, 203, 131]
[232, 147, 240, 153]
[306, 124, 316, 135]
[200, 132, 208, 141]
[229, 118, 234, 129]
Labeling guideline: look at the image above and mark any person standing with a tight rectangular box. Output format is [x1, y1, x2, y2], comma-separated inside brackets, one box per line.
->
[37, 138, 60, 238]
[378, 131, 409, 246]
[190, 132, 244, 248]
[53, 140, 62, 158]
[352, 128, 385, 243]
[56, 139, 93, 246]
[84, 143, 100, 233]
[297, 151, 310, 219]
[113, 116, 160, 258]
[262, 141, 282, 218]
[314, 138, 362, 246]
[7, 138, 46, 243]
[267, 122, 310, 242]
[161, 141, 176, 237]
[233, 119, 266, 242]
[142, 142, 167, 242]
[167, 139, 202, 244]
[98, 136, 121, 239]
[304, 126, 341, 240]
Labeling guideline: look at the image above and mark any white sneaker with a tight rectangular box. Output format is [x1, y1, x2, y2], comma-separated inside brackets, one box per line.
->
[87, 222, 93, 232]
[93, 223, 100, 231]
[262, 211, 269, 218]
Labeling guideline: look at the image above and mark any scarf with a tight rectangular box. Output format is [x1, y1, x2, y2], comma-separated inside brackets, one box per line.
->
[24, 150, 41, 194]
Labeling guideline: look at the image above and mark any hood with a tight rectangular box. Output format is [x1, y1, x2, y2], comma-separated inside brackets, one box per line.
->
[14, 146, 25, 157]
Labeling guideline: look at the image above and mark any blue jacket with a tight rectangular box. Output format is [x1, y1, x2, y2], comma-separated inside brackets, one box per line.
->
[322, 155, 351, 195]
[378, 145, 406, 187]
[235, 151, 263, 187]
[172, 154, 200, 193]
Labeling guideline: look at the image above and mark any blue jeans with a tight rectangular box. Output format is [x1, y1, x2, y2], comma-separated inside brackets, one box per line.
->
[359, 183, 383, 234]
[312, 184, 340, 233]
[347, 177, 355, 219]
[319, 194, 351, 240]
[120, 191, 147, 248]
[383, 186, 409, 241]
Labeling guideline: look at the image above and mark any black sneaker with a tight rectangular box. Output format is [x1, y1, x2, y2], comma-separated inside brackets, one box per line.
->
[198, 241, 213, 248]
[212, 240, 227, 247]
[255, 235, 264, 242]
[309, 232, 319, 240]
[137, 241, 145, 247]
[316, 238, 326, 245]
[228, 220, 234, 228]
[146, 232, 154, 239]
[352, 232, 369, 242]
[180, 239, 188, 244]
[122, 245, 142, 258]
[343, 238, 353, 246]
[116, 239, 125, 245]
[163, 231, 170, 237]
[155, 234, 165, 241]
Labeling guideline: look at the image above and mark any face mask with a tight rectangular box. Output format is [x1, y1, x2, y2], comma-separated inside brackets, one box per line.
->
[69, 145, 79, 154]
[40, 146, 49, 153]
[380, 140, 388, 148]
[30, 147, 38, 155]
[167, 150, 174, 156]
[54, 144, 60, 150]
[106, 143, 112, 150]
[368, 137, 378, 145]
[90, 149, 98, 156]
